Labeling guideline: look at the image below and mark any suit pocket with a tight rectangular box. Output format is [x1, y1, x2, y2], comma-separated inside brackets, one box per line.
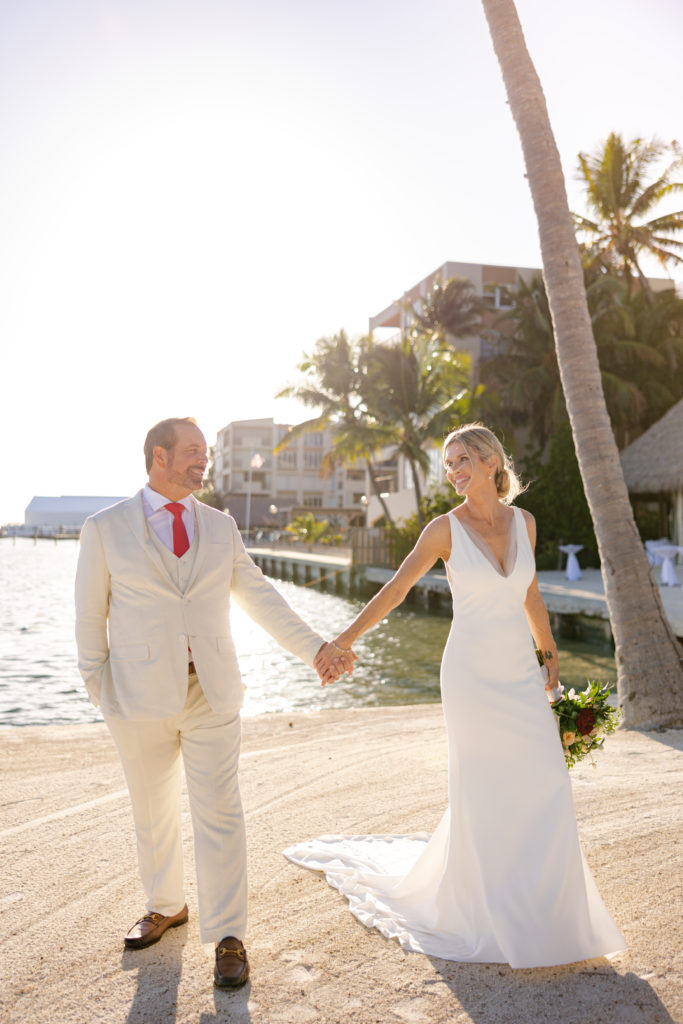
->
[216, 636, 236, 655]
[110, 643, 150, 662]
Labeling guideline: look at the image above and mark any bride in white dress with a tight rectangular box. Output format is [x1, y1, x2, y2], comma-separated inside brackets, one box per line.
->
[288, 423, 625, 968]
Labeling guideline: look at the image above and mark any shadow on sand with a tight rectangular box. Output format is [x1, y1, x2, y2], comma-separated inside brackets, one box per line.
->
[427, 956, 676, 1024]
[120, 927, 186, 1024]
[119, 925, 253, 1024]
[199, 981, 252, 1024]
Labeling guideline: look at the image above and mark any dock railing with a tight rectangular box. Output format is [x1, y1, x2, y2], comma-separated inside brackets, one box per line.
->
[349, 527, 398, 570]
[245, 526, 401, 572]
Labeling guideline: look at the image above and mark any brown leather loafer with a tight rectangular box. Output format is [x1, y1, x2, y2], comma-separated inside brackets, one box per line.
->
[124, 905, 189, 949]
[214, 936, 250, 989]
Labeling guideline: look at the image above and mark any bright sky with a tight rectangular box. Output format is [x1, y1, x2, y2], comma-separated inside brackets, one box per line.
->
[1, 0, 681, 524]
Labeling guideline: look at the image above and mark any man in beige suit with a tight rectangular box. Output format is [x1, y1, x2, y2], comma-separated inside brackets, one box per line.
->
[75, 417, 352, 989]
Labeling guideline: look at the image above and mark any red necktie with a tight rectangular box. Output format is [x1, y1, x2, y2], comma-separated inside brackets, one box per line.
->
[164, 502, 190, 557]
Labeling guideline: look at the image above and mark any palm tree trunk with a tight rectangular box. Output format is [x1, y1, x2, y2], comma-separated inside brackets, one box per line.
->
[409, 459, 424, 527]
[481, 0, 683, 728]
[366, 457, 395, 525]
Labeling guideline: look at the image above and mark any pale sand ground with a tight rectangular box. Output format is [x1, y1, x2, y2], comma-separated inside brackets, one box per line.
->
[1, 706, 681, 1024]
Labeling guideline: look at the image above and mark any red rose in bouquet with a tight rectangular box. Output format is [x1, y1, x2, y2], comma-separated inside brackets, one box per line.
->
[545, 673, 621, 768]
[576, 708, 596, 736]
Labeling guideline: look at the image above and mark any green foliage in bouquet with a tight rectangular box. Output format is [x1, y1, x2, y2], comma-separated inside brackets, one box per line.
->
[551, 682, 622, 769]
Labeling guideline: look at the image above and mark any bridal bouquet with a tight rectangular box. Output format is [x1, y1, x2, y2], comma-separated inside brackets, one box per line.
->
[550, 682, 622, 769]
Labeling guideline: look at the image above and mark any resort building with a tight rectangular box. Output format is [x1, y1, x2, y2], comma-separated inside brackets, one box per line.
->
[214, 418, 372, 530]
[370, 258, 675, 366]
[369, 259, 541, 367]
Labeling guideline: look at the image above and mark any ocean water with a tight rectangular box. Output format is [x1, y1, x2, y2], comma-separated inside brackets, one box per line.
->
[0, 538, 617, 726]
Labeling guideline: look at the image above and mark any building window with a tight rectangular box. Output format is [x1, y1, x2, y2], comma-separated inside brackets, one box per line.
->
[304, 452, 322, 469]
[305, 433, 324, 448]
[278, 451, 297, 469]
[303, 494, 323, 507]
[483, 283, 514, 310]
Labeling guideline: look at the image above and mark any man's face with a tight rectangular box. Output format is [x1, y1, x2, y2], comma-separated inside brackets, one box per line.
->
[159, 423, 208, 494]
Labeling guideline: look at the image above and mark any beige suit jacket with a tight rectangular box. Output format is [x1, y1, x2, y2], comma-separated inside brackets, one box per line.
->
[74, 491, 324, 720]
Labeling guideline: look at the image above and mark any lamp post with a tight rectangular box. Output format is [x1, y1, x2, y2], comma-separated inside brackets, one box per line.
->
[268, 504, 279, 537]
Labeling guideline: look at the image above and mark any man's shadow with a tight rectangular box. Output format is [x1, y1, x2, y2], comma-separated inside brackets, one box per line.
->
[120, 928, 253, 1024]
[121, 927, 186, 1024]
[427, 956, 676, 1024]
[199, 982, 252, 1024]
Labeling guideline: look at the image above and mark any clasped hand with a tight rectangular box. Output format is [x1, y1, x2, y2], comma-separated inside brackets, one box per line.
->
[314, 641, 357, 686]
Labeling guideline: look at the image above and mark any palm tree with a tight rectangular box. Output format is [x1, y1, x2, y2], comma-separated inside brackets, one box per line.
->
[275, 330, 398, 524]
[407, 276, 484, 347]
[478, 272, 564, 446]
[624, 285, 683, 434]
[481, 0, 683, 728]
[363, 334, 472, 525]
[479, 270, 672, 450]
[285, 513, 334, 544]
[573, 132, 683, 292]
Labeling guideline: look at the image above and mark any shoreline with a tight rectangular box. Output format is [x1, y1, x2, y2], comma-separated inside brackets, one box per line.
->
[1, 705, 681, 1023]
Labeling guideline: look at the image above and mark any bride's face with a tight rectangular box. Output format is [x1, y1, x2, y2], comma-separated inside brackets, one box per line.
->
[444, 441, 476, 495]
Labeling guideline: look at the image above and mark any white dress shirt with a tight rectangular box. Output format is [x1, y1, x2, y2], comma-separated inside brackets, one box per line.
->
[142, 485, 196, 551]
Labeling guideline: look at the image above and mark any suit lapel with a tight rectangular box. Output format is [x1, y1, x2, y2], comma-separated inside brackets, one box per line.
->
[186, 496, 210, 592]
[123, 490, 181, 591]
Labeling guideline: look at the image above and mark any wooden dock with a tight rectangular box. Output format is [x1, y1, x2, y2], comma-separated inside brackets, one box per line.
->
[247, 546, 683, 643]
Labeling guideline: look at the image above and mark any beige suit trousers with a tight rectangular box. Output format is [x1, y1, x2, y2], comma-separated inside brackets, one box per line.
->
[105, 671, 247, 944]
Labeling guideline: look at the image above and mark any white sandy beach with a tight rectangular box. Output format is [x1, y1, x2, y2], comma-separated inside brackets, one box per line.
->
[1, 705, 681, 1024]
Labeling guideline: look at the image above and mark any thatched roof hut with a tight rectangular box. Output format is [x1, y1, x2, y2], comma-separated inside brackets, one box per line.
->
[620, 399, 683, 494]
[620, 399, 683, 544]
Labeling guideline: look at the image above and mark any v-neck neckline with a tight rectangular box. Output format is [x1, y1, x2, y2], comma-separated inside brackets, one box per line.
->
[451, 507, 519, 578]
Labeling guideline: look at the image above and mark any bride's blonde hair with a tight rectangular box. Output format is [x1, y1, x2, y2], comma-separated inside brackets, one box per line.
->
[443, 423, 525, 505]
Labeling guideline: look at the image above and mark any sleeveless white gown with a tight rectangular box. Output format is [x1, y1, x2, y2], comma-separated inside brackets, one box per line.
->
[284, 507, 625, 968]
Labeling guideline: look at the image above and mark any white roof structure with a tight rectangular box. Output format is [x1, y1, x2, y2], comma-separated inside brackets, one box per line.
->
[24, 495, 127, 529]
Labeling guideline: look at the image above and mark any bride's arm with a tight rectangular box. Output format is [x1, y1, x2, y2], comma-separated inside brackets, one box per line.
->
[327, 515, 451, 669]
[521, 510, 560, 692]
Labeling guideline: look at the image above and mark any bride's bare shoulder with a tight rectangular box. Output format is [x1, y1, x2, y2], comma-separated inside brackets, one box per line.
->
[518, 506, 537, 544]
[420, 513, 454, 559]
[424, 511, 458, 532]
